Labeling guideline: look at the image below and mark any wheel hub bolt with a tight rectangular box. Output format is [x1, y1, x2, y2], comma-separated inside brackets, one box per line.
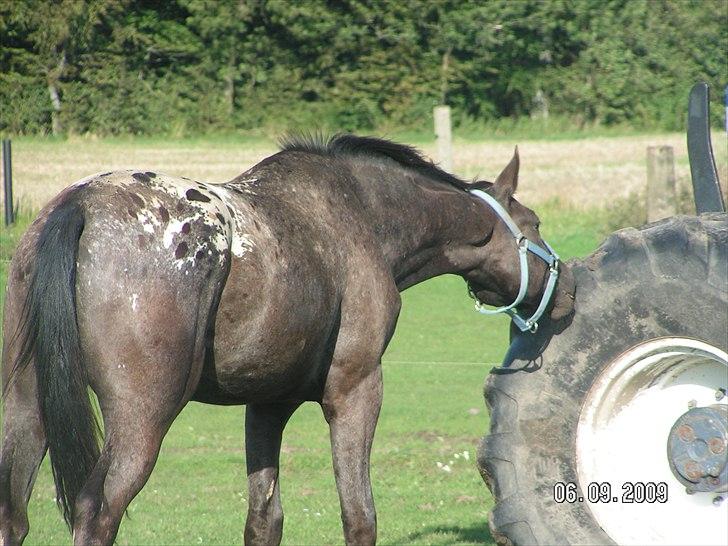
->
[678, 425, 695, 442]
[684, 461, 703, 481]
[716, 388, 726, 401]
[714, 496, 725, 506]
[688, 399, 697, 408]
[709, 437, 725, 454]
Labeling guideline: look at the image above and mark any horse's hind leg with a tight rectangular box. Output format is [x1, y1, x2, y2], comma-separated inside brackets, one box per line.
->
[0, 276, 47, 546]
[71, 286, 212, 545]
[244, 402, 300, 546]
[0, 364, 47, 546]
[72, 408, 174, 545]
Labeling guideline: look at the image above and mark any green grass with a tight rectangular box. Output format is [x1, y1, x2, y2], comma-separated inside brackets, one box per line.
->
[6, 114, 668, 149]
[1, 204, 604, 545]
[0, 211, 33, 338]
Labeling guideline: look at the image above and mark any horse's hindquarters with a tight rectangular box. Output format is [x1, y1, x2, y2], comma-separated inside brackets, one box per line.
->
[68, 187, 232, 543]
[75, 202, 230, 409]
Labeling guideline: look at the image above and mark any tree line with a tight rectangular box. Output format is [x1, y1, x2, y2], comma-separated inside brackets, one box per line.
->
[1, 0, 725, 136]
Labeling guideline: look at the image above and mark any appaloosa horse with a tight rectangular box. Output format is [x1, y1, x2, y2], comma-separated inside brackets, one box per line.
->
[0, 135, 574, 545]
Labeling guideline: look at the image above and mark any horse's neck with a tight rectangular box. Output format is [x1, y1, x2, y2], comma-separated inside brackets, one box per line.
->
[350, 162, 493, 290]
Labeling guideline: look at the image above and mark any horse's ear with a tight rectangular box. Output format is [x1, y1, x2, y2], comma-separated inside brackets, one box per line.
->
[493, 147, 519, 201]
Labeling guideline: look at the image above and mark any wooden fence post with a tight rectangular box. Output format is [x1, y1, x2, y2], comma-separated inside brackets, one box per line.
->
[2, 139, 13, 226]
[434, 105, 452, 173]
[646, 145, 676, 222]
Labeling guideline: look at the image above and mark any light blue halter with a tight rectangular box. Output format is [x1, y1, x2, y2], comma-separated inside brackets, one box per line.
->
[468, 189, 560, 333]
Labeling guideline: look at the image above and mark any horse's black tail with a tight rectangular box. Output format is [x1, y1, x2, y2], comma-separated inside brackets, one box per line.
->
[12, 192, 100, 528]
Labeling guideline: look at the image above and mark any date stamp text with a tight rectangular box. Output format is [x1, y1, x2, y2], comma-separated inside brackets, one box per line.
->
[553, 482, 668, 504]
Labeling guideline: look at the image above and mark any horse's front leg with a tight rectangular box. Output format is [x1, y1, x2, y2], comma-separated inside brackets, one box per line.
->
[244, 402, 299, 546]
[321, 274, 399, 546]
[322, 365, 383, 546]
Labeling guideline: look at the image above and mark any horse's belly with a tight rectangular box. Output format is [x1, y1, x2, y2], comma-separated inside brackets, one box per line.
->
[193, 323, 334, 404]
[194, 347, 327, 405]
[195, 249, 339, 405]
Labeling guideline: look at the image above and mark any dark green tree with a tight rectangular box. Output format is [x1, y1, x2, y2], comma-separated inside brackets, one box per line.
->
[1, 0, 725, 135]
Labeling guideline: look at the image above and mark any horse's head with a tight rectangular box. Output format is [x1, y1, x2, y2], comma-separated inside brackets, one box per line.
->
[462, 149, 576, 328]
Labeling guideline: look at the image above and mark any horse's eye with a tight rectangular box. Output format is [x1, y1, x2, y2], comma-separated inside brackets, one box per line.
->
[535, 222, 541, 230]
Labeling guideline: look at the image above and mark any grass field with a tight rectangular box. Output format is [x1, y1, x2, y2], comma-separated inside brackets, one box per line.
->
[0, 132, 722, 544]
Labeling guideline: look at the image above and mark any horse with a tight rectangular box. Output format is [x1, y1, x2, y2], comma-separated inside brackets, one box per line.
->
[0, 134, 575, 546]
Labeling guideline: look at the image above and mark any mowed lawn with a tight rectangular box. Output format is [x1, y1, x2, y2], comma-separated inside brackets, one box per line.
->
[1, 136, 612, 545]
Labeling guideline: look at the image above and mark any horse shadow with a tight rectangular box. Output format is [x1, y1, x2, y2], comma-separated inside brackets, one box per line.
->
[395, 522, 494, 545]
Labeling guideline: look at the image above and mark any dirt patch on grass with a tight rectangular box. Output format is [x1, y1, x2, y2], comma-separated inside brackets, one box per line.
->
[8, 138, 276, 211]
[439, 133, 727, 208]
[5, 133, 726, 211]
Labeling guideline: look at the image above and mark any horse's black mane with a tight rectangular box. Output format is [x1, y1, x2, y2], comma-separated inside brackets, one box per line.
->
[279, 133, 476, 191]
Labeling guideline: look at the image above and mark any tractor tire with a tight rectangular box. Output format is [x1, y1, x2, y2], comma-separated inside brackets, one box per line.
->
[478, 213, 728, 546]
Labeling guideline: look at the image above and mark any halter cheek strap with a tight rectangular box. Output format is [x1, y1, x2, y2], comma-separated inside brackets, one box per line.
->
[468, 189, 561, 333]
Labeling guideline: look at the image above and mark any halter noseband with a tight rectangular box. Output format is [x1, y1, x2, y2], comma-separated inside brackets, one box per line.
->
[467, 189, 560, 333]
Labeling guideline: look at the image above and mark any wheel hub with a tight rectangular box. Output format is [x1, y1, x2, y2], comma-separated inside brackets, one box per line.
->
[667, 404, 728, 492]
[576, 338, 728, 546]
